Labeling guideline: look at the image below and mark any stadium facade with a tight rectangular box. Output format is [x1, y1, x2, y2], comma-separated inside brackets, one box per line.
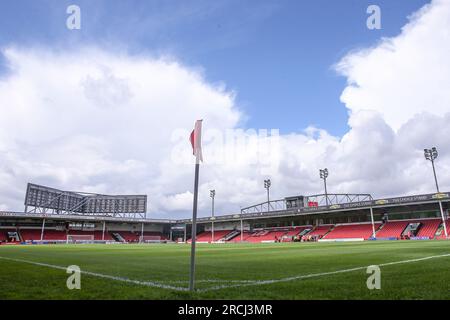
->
[0, 183, 449, 244]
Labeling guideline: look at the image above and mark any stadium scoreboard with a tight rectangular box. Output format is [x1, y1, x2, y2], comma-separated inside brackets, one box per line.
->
[24, 183, 147, 216]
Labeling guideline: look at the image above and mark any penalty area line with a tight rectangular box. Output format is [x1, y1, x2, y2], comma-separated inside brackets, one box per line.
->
[1, 253, 449, 293]
[0, 256, 188, 292]
[197, 252, 450, 292]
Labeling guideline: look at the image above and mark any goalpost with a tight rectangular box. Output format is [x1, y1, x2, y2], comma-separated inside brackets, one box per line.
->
[67, 234, 95, 244]
[140, 235, 162, 243]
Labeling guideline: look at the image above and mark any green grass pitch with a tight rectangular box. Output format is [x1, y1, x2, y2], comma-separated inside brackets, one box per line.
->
[0, 241, 449, 299]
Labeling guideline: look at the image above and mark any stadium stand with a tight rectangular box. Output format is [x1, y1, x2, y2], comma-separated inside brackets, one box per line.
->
[94, 231, 114, 240]
[222, 230, 241, 241]
[229, 231, 253, 242]
[67, 230, 95, 237]
[142, 231, 168, 240]
[375, 221, 409, 239]
[323, 223, 380, 240]
[415, 219, 441, 238]
[20, 229, 42, 241]
[245, 230, 287, 242]
[42, 230, 67, 240]
[304, 225, 333, 239]
[4, 229, 21, 242]
[190, 230, 234, 242]
[193, 231, 211, 242]
[436, 220, 449, 239]
[0, 230, 9, 242]
[281, 228, 302, 241]
[115, 231, 140, 242]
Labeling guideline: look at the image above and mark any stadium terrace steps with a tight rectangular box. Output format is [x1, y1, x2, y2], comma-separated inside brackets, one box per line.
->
[0, 229, 21, 242]
[222, 230, 241, 241]
[114, 231, 140, 242]
[285, 226, 310, 237]
[374, 219, 443, 239]
[304, 225, 333, 239]
[436, 220, 450, 239]
[42, 230, 67, 241]
[415, 219, 441, 238]
[323, 223, 381, 240]
[19, 229, 42, 241]
[192, 230, 234, 242]
[375, 221, 409, 239]
[245, 230, 288, 242]
[229, 231, 253, 242]
[0, 230, 9, 242]
[142, 231, 167, 241]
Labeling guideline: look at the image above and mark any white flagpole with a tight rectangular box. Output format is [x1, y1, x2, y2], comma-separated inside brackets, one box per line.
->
[189, 120, 202, 291]
[189, 161, 200, 291]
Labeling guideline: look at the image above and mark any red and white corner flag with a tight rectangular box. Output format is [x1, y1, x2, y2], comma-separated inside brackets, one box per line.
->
[190, 120, 203, 163]
[189, 119, 203, 291]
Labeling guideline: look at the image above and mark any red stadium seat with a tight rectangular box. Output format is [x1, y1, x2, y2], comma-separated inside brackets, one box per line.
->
[323, 223, 380, 240]
[375, 221, 409, 239]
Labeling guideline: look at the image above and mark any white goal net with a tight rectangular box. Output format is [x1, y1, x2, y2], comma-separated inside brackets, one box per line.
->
[67, 234, 95, 244]
[140, 235, 162, 243]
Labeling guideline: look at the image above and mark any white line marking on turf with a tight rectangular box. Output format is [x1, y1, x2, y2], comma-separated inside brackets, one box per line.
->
[164, 279, 259, 284]
[0, 256, 188, 292]
[197, 253, 450, 292]
[1, 253, 449, 292]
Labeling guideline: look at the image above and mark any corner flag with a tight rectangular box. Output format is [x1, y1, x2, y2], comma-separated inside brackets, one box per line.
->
[190, 120, 203, 163]
[189, 120, 202, 291]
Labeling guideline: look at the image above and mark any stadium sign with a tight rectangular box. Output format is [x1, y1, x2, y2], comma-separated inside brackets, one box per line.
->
[432, 193, 449, 199]
[186, 191, 450, 224]
[24, 183, 147, 219]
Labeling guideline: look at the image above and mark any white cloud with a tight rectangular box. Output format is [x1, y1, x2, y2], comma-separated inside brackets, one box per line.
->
[1, 0, 450, 218]
[336, 0, 450, 131]
[0, 47, 241, 216]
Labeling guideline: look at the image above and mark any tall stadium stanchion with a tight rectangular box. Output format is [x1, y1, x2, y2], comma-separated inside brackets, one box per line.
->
[240, 215, 244, 242]
[424, 147, 448, 239]
[438, 201, 448, 239]
[210, 190, 215, 243]
[264, 179, 271, 212]
[320, 168, 329, 207]
[102, 221, 106, 241]
[140, 222, 144, 243]
[40, 218, 46, 241]
[370, 207, 376, 238]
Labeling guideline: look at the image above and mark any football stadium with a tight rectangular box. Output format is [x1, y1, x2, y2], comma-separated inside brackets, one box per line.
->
[1, 0, 450, 308]
[0, 174, 449, 299]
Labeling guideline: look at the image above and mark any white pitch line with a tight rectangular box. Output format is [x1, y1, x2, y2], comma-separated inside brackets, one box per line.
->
[164, 279, 259, 284]
[0, 256, 188, 292]
[197, 253, 450, 292]
[1, 253, 449, 293]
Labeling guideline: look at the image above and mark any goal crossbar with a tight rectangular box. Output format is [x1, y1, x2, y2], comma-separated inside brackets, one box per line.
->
[67, 234, 95, 243]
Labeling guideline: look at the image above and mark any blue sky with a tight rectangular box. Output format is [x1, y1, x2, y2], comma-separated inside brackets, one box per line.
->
[0, 0, 430, 136]
[3, 0, 449, 217]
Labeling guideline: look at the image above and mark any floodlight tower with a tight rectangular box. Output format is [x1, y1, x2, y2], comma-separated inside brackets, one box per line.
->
[210, 189, 215, 243]
[424, 147, 448, 238]
[319, 168, 329, 206]
[424, 147, 440, 192]
[264, 179, 271, 211]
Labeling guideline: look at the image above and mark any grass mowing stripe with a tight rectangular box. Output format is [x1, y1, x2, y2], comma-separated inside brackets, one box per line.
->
[0, 256, 188, 292]
[198, 253, 450, 292]
[1, 245, 449, 295]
